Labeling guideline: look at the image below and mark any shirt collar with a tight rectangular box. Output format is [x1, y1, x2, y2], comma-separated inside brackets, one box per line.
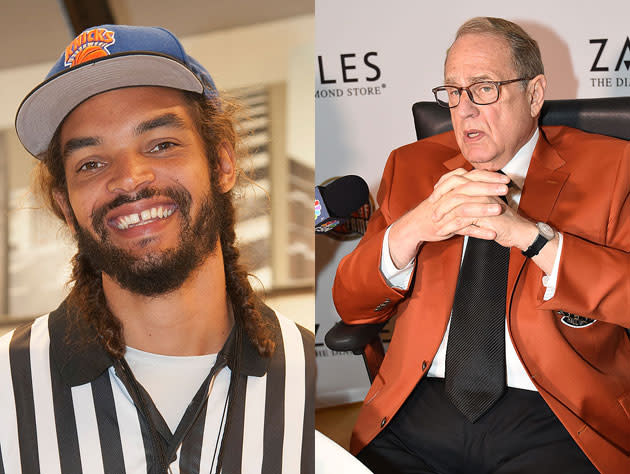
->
[501, 127, 539, 190]
[49, 298, 274, 387]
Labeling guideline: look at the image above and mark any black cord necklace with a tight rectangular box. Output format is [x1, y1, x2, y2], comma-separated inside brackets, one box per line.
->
[209, 377, 231, 473]
[213, 323, 243, 474]
[115, 322, 244, 474]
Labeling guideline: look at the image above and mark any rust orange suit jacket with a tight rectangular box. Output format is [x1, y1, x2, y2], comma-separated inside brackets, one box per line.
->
[333, 126, 630, 473]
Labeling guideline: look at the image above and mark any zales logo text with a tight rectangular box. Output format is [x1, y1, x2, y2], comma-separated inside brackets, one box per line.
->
[316, 52, 385, 98]
[589, 37, 630, 88]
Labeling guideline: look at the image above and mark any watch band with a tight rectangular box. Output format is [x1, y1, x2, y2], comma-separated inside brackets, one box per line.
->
[522, 222, 554, 258]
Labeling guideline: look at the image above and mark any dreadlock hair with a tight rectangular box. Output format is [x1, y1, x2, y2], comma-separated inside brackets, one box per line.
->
[32, 87, 276, 359]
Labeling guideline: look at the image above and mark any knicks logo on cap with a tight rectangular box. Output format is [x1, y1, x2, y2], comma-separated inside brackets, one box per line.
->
[64, 28, 116, 68]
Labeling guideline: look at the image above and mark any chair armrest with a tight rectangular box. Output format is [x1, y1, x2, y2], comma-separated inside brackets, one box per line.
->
[325, 321, 385, 355]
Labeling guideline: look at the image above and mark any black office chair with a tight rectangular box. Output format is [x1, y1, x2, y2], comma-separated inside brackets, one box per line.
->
[325, 96, 630, 381]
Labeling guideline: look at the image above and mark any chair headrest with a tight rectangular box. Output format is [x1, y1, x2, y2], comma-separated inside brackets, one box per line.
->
[412, 97, 630, 141]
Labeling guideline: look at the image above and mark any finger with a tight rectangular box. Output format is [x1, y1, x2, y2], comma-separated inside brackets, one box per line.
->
[431, 184, 507, 219]
[431, 195, 503, 222]
[429, 169, 469, 203]
[433, 168, 468, 189]
[433, 178, 508, 204]
[434, 214, 482, 237]
[434, 168, 509, 190]
[463, 169, 511, 184]
[454, 225, 497, 240]
[432, 201, 504, 222]
[430, 174, 473, 202]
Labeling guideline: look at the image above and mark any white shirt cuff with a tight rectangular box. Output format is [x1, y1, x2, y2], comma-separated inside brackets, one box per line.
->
[380, 226, 415, 290]
[541, 232, 563, 301]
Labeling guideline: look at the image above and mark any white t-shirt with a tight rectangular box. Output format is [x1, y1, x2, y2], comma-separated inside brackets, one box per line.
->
[124, 346, 227, 432]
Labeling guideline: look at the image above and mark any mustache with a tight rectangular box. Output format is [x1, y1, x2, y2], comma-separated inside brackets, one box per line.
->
[91, 186, 193, 240]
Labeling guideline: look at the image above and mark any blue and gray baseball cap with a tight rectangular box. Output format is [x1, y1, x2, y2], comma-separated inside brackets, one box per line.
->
[15, 24, 219, 158]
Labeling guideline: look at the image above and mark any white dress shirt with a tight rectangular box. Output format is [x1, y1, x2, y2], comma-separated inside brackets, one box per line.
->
[379, 129, 564, 391]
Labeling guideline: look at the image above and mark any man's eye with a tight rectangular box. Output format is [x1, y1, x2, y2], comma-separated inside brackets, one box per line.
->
[78, 161, 104, 172]
[150, 141, 177, 153]
[449, 89, 461, 97]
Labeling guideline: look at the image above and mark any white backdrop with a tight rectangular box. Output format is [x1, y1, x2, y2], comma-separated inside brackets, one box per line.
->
[315, 0, 630, 407]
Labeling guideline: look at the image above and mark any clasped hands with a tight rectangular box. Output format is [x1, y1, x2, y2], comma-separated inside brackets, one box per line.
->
[389, 168, 539, 269]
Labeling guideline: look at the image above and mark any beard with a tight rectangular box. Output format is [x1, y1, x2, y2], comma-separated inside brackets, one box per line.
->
[72, 185, 223, 296]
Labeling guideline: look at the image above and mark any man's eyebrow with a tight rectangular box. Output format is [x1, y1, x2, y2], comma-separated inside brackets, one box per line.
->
[468, 75, 494, 83]
[134, 113, 188, 136]
[443, 75, 494, 85]
[63, 136, 102, 159]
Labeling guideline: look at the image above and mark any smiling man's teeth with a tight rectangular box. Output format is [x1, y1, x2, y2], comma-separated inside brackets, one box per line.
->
[467, 132, 480, 138]
[115, 207, 174, 230]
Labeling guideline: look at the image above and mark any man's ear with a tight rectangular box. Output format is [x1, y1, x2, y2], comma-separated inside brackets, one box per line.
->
[53, 190, 77, 235]
[528, 74, 546, 118]
[217, 143, 237, 193]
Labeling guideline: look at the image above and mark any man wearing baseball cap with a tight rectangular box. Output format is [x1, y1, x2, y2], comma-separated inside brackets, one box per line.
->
[0, 25, 314, 473]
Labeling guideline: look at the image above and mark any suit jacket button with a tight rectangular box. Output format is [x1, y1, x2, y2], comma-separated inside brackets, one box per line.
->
[374, 301, 389, 311]
[422, 361, 427, 371]
[380, 417, 387, 428]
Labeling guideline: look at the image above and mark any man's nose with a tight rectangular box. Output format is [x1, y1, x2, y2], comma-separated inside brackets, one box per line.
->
[454, 89, 479, 117]
[106, 153, 155, 194]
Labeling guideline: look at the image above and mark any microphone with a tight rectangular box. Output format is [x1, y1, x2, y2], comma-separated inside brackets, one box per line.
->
[315, 175, 369, 233]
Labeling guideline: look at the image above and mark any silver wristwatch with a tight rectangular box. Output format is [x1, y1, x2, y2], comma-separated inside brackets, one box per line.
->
[522, 222, 555, 258]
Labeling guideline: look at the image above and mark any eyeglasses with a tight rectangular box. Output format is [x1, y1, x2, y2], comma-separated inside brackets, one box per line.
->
[431, 78, 531, 108]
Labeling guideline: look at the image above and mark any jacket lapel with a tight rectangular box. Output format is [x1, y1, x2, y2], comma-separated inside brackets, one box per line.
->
[443, 153, 472, 172]
[507, 130, 570, 299]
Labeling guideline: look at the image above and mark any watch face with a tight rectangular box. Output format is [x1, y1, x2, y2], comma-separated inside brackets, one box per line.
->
[537, 222, 555, 239]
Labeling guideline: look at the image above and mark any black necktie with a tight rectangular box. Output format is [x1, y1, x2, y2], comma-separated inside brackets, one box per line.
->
[444, 197, 510, 422]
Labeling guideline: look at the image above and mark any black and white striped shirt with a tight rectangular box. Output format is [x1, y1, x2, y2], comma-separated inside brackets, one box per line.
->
[0, 301, 314, 473]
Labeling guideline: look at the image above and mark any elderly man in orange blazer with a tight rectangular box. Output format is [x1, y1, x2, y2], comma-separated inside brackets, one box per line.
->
[333, 17, 630, 474]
